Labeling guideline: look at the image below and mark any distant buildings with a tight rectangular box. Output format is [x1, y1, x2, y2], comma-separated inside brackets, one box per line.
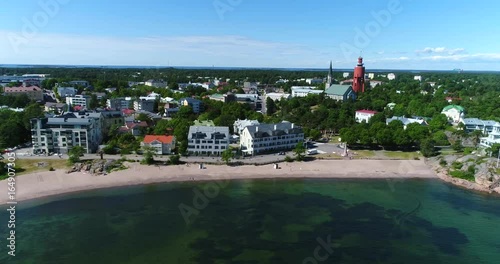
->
[66, 95, 91, 110]
[291, 86, 322, 97]
[44, 102, 66, 113]
[305, 78, 323, 85]
[57, 87, 77, 98]
[343, 72, 350, 78]
[414, 75, 422, 82]
[3, 86, 43, 101]
[187, 126, 230, 156]
[69, 80, 89, 87]
[145, 79, 167, 88]
[234, 119, 260, 135]
[480, 124, 500, 148]
[239, 121, 304, 156]
[387, 73, 396, 80]
[142, 135, 176, 155]
[369, 80, 383, 88]
[355, 110, 377, 123]
[441, 105, 465, 123]
[107, 97, 133, 110]
[134, 99, 155, 112]
[265, 92, 290, 102]
[460, 118, 500, 134]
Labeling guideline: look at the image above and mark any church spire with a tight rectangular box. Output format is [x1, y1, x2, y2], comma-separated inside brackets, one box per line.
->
[326, 61, 333, 90]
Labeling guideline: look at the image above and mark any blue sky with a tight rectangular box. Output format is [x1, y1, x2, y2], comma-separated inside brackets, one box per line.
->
[1, 0, 500, 70]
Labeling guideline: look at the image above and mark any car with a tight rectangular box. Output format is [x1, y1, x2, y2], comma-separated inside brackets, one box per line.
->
[278, 151, 285, 155]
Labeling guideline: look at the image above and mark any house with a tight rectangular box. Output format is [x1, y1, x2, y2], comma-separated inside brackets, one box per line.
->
[266, 92, 290, 102]
[22, 79, 41, 87]
[69, 80, 89, 87]
[355, 110, 377, 123]
[145, 79, 167, 88]
[119, 121, 149, 136]
[324, 85, 356, 101]
[387, 73, 396, 80]
[31, 113, 102, 154]
[141, 135, 176, 155]
[234, 119, 260, 135]
[480, 123, 500, 148]
[57, 87, 77, 98]
[179, 98, 203, 113]
[187, 126, 230, 156]
[441, 105, 465, 123]
[414, 75, 422, 81]
[460, 118, 500, 134]
[97, 110, 124, 136]
[66, 95, 92, 110]
[4, 86, 44, 101]
[368, 73, 375, 79]
[305, 78, 323, 85]
[343, 72, 350, 78]
[386, 116, 428, 130]
[386, 103, 396, 110]
[44, 102, 66, 113]
[291, 86, 322, 97]
[209, 93, 236, 103]
[239, 121, 304, 156]
[104, 87, 117, 93]
[369, 80, 383, 88]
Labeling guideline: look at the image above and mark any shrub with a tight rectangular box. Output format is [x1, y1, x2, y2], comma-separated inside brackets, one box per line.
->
[439, 159, 447, 166]
[449, 170, 475, 181]
[452, 161, 463, 170]
[284, 156, 294, 162]
[49, 167, 55, 171]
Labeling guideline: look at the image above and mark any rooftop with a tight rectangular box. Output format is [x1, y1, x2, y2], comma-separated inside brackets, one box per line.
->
[143, 135, 174, 144]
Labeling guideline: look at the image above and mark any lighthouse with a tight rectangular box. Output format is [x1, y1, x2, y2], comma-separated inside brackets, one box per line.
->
[353, 57, 365, 93]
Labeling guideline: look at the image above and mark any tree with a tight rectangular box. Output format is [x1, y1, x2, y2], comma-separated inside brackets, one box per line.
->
[420, 138, 437, 157]
[141, 146, 156, 165]
[168, 154, 181, 165]
[428, 114, 449, 132]
[293, 141, 306, 161]
[470, 130, 483, 147]
[487, 143, 500, 157]
[89, 94, 99, 109]
[221, 148, 234, 164]
[266, 97, 276, 115]
[452, 139, 464, 153]
[68, 146, 85, 164]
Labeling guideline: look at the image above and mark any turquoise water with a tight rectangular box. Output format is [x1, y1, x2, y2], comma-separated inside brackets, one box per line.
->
[0, 178, 499, 263]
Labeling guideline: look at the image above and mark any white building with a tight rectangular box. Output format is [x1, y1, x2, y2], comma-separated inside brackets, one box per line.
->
[387, 73, 396, 80]
[460, 118, 500, 134]
[343, 72, 350, 78]
[414, 75, 422, 82]
[57, 87, 77, 97]
[368, 73, 375, 79]
[386, 116, 428, 130]
[107, 97, 133, 110]
[69, 80, 89, 87]
[145, 79, 167, 88]
[441, 105, 465, 123]
[291, 86, 323, 97]
[305, 78, 323, 85]
[480, 124, 500, 148]
[233, 119, 260, 135]
[239, 121, 304, 156]
[187, 126, 230, 156]
[66, 95, 91, 109]
[179, 98, 203, 113]
[142, 135, 176, 155]
[266, 92, 291, 102]
[355, 110, 378, 123]
[31, 113, 102, 154]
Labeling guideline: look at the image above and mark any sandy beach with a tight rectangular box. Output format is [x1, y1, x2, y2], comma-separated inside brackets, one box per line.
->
[0, 159, 436, 204]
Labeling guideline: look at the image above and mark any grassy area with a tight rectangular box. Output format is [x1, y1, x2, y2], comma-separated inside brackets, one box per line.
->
[352, 150, 376, 158]
[13, 159, 69, 176]
[449, 170, 475, 181]
[329, 136, 341, 143]
[316, 153, 342, 159]
[496, 168, 500, 175]
[382, 151, 421, 159]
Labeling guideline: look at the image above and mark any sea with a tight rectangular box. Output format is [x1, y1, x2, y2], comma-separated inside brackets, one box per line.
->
[0, 178, 499, 264]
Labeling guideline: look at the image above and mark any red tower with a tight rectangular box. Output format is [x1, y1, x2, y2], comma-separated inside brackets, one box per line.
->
[353, 57, 365, 93]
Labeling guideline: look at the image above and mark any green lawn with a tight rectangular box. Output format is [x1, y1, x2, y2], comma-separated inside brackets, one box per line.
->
[352, 150, 376, 158]
[13, 159, 69, 176]
[382, 151, 421, 159]
[329, 136, 341, 143]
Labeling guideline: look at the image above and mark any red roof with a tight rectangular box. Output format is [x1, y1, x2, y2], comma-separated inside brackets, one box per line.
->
[122, 109, 135, 115]
[143, 135, 174, 144]
[356, 110, 378, 114]
[126, 121, 148, 129]
[4, 86, 42, 92]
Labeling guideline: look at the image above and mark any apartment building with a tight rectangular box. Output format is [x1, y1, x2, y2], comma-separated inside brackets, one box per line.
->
[239, 121, 304, 156]
[107, 97, 133, 110]
[66, 95, 91, 109]
[187, 126, 230, 156]
[3, 86, 43, 101]
[179, 98, 203, 113]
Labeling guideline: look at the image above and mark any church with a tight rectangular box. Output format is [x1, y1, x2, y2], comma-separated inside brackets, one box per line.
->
[324, 61, 357, 102]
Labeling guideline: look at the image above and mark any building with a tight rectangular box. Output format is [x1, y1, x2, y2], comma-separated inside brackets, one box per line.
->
[104, 88, 117, 93]
[4, 86, 43, 101]
[460, 118, 500, 134]
[326, 62, 334, 90]
[369, 80, 383, 88]
[387, 73, 396, 80]
[367, 73, 375, 79]
[69, 80, 89, 87]
[179, 98, 203, 113]
[343, 72, 350, 78]
[306, 78, 323, 85]
[107, 97, 133, 110]
[66, 95, 91, 110]
[30, 113, 102, 154]
[480, 124, 500, 148]
[97, 110, 124, 136]
[386, 116, 428, 130]
[239, 121, 304, 156]
[133, 99, 155, 112]
[234, 119, 260, 135]
[386, 102, 396, 110]
[355, 110, 378, 123]
[325, 85, 356, 101]
[414, 75, 422, 82]
[353, 57, 366, 93]
[44, 102, 66, 113]
[57, 87, 77, 98]
[22, 79, 41, 87]
[187, 126, 230, 156]
[145, 79, 167, 88]
[441, 105, 465, 123]
[291, 87, 323, 97]
[119, 120, 149, 136]
[266, 92, 290, 102]
[141, 135, 176, 155]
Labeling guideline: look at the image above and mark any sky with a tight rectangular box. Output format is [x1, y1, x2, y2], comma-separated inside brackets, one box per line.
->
[1, 0, 500, 71]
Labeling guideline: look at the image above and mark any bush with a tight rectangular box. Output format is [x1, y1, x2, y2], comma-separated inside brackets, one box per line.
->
[439, 159, 447, 166]
[463, 148, 474, 155]
[284, 156, 294, 162]
[452, 161, 463, 170]
[449, 170, 475, 181]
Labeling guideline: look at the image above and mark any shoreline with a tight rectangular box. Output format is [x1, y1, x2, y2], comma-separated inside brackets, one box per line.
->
[0, 159, 437, 205]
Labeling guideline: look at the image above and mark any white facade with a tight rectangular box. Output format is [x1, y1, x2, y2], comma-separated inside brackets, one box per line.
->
[355, 110, 377, 123]
[343, 72, 350, 78]
[441, 105, 465, 123]
[414, 75, 422, 81]
[388, 73, 396, 80]
[291, 87, 323, 97]
[187, 126, 230, 155]
[233, 119, 260, 135]
[305, 78, 323, 85]
[66, 95, 91, 109]
[145, 79, 167, 88]
[368, 73, 375, 79]
[480, 124, 500, 148]
[266, 93, 291, 101]
[239, 122, 304, 155]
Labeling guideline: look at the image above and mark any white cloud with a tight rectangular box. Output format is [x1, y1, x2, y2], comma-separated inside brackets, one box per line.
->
[415, 47, 466, 55]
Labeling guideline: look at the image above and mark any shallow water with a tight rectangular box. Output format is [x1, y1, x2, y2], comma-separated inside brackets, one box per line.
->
[1, 178, 499, 263]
